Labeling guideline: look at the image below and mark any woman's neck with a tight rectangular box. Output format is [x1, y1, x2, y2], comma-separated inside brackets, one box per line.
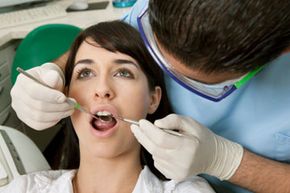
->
[74, 151, 142, 193]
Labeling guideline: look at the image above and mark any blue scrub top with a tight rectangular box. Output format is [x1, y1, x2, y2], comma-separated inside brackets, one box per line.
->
[123, 1, 290, 192]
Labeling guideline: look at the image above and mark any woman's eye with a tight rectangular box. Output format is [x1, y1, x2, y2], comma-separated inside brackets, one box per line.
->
[76, 68, 94, 79]
[115, 69, 134, 79]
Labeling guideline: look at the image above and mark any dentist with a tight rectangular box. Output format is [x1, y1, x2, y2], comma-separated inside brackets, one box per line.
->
[11, 0, 290, 193]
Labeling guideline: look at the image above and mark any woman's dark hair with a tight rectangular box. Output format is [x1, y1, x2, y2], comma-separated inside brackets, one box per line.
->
[61, 20, 172, 180]
[149, 0, 290, 73]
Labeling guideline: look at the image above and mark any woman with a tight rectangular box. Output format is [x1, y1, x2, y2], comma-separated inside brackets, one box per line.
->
[2, 21, 214, 193]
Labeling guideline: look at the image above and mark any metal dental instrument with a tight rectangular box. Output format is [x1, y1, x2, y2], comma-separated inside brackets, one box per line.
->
[17, 67, 185, 137]
[116, 116, 185, 137]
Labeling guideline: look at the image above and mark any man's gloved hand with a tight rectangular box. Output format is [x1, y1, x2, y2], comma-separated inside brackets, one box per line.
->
[131, 114, 243, 181]
[10, 63, 74, 130]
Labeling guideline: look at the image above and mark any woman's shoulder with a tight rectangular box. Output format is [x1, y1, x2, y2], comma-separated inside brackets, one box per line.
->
[0, 170, 76, 193]
[139, 167, 215, 193]
[166, 176, 215, 193]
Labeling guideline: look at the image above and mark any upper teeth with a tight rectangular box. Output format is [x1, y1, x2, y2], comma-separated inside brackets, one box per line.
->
[96, 111, 112, 116]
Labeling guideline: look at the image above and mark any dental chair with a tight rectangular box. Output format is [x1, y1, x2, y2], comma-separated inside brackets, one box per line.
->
[0, 125, 50, 189]
[11, 23, 82, 84]
[8, 24, 81, 169]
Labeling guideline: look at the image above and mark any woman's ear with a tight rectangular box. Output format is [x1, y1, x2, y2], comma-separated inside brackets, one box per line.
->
[148, 86, 162, 114]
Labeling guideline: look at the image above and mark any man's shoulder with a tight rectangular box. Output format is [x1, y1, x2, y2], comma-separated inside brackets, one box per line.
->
[122, 0, 149, 28]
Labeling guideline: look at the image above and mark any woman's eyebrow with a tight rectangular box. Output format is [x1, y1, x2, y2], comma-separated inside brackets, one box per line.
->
[74, 58, 139, 68]
[114, 59, 139, 68]
[74, 59, 94, 66]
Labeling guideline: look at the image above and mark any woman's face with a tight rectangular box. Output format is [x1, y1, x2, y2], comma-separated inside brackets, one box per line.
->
[68, 39, 161, 160]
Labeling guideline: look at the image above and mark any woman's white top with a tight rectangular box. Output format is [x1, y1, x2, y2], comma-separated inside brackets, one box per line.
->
[1, 166, 215, 193]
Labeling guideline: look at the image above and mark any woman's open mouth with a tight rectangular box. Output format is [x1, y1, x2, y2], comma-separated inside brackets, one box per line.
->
[90, 111, 117, 132]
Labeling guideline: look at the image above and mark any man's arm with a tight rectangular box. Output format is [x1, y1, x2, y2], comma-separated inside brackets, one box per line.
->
[130, 114, 290, 192]
[52, 51, 69, 72]
[230, 149, 290, 193]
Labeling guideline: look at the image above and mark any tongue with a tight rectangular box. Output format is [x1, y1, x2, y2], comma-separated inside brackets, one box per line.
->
[93, 118, 116, 131]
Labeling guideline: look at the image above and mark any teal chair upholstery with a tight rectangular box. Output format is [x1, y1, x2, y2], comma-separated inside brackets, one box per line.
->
[11, 23, 82, 85]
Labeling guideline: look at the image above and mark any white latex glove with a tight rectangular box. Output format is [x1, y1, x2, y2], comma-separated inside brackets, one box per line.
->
[131, 114, 243, 181]
[11, 63, 74, 130]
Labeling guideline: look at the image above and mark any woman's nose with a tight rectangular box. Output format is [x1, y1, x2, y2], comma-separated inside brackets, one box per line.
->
[94, 78, 114, 99]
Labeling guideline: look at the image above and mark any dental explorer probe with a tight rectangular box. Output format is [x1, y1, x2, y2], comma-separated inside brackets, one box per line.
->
[16, 67, 185, 137]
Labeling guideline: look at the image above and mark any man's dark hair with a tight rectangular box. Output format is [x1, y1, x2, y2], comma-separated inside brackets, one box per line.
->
[149, 0, 290, 73]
